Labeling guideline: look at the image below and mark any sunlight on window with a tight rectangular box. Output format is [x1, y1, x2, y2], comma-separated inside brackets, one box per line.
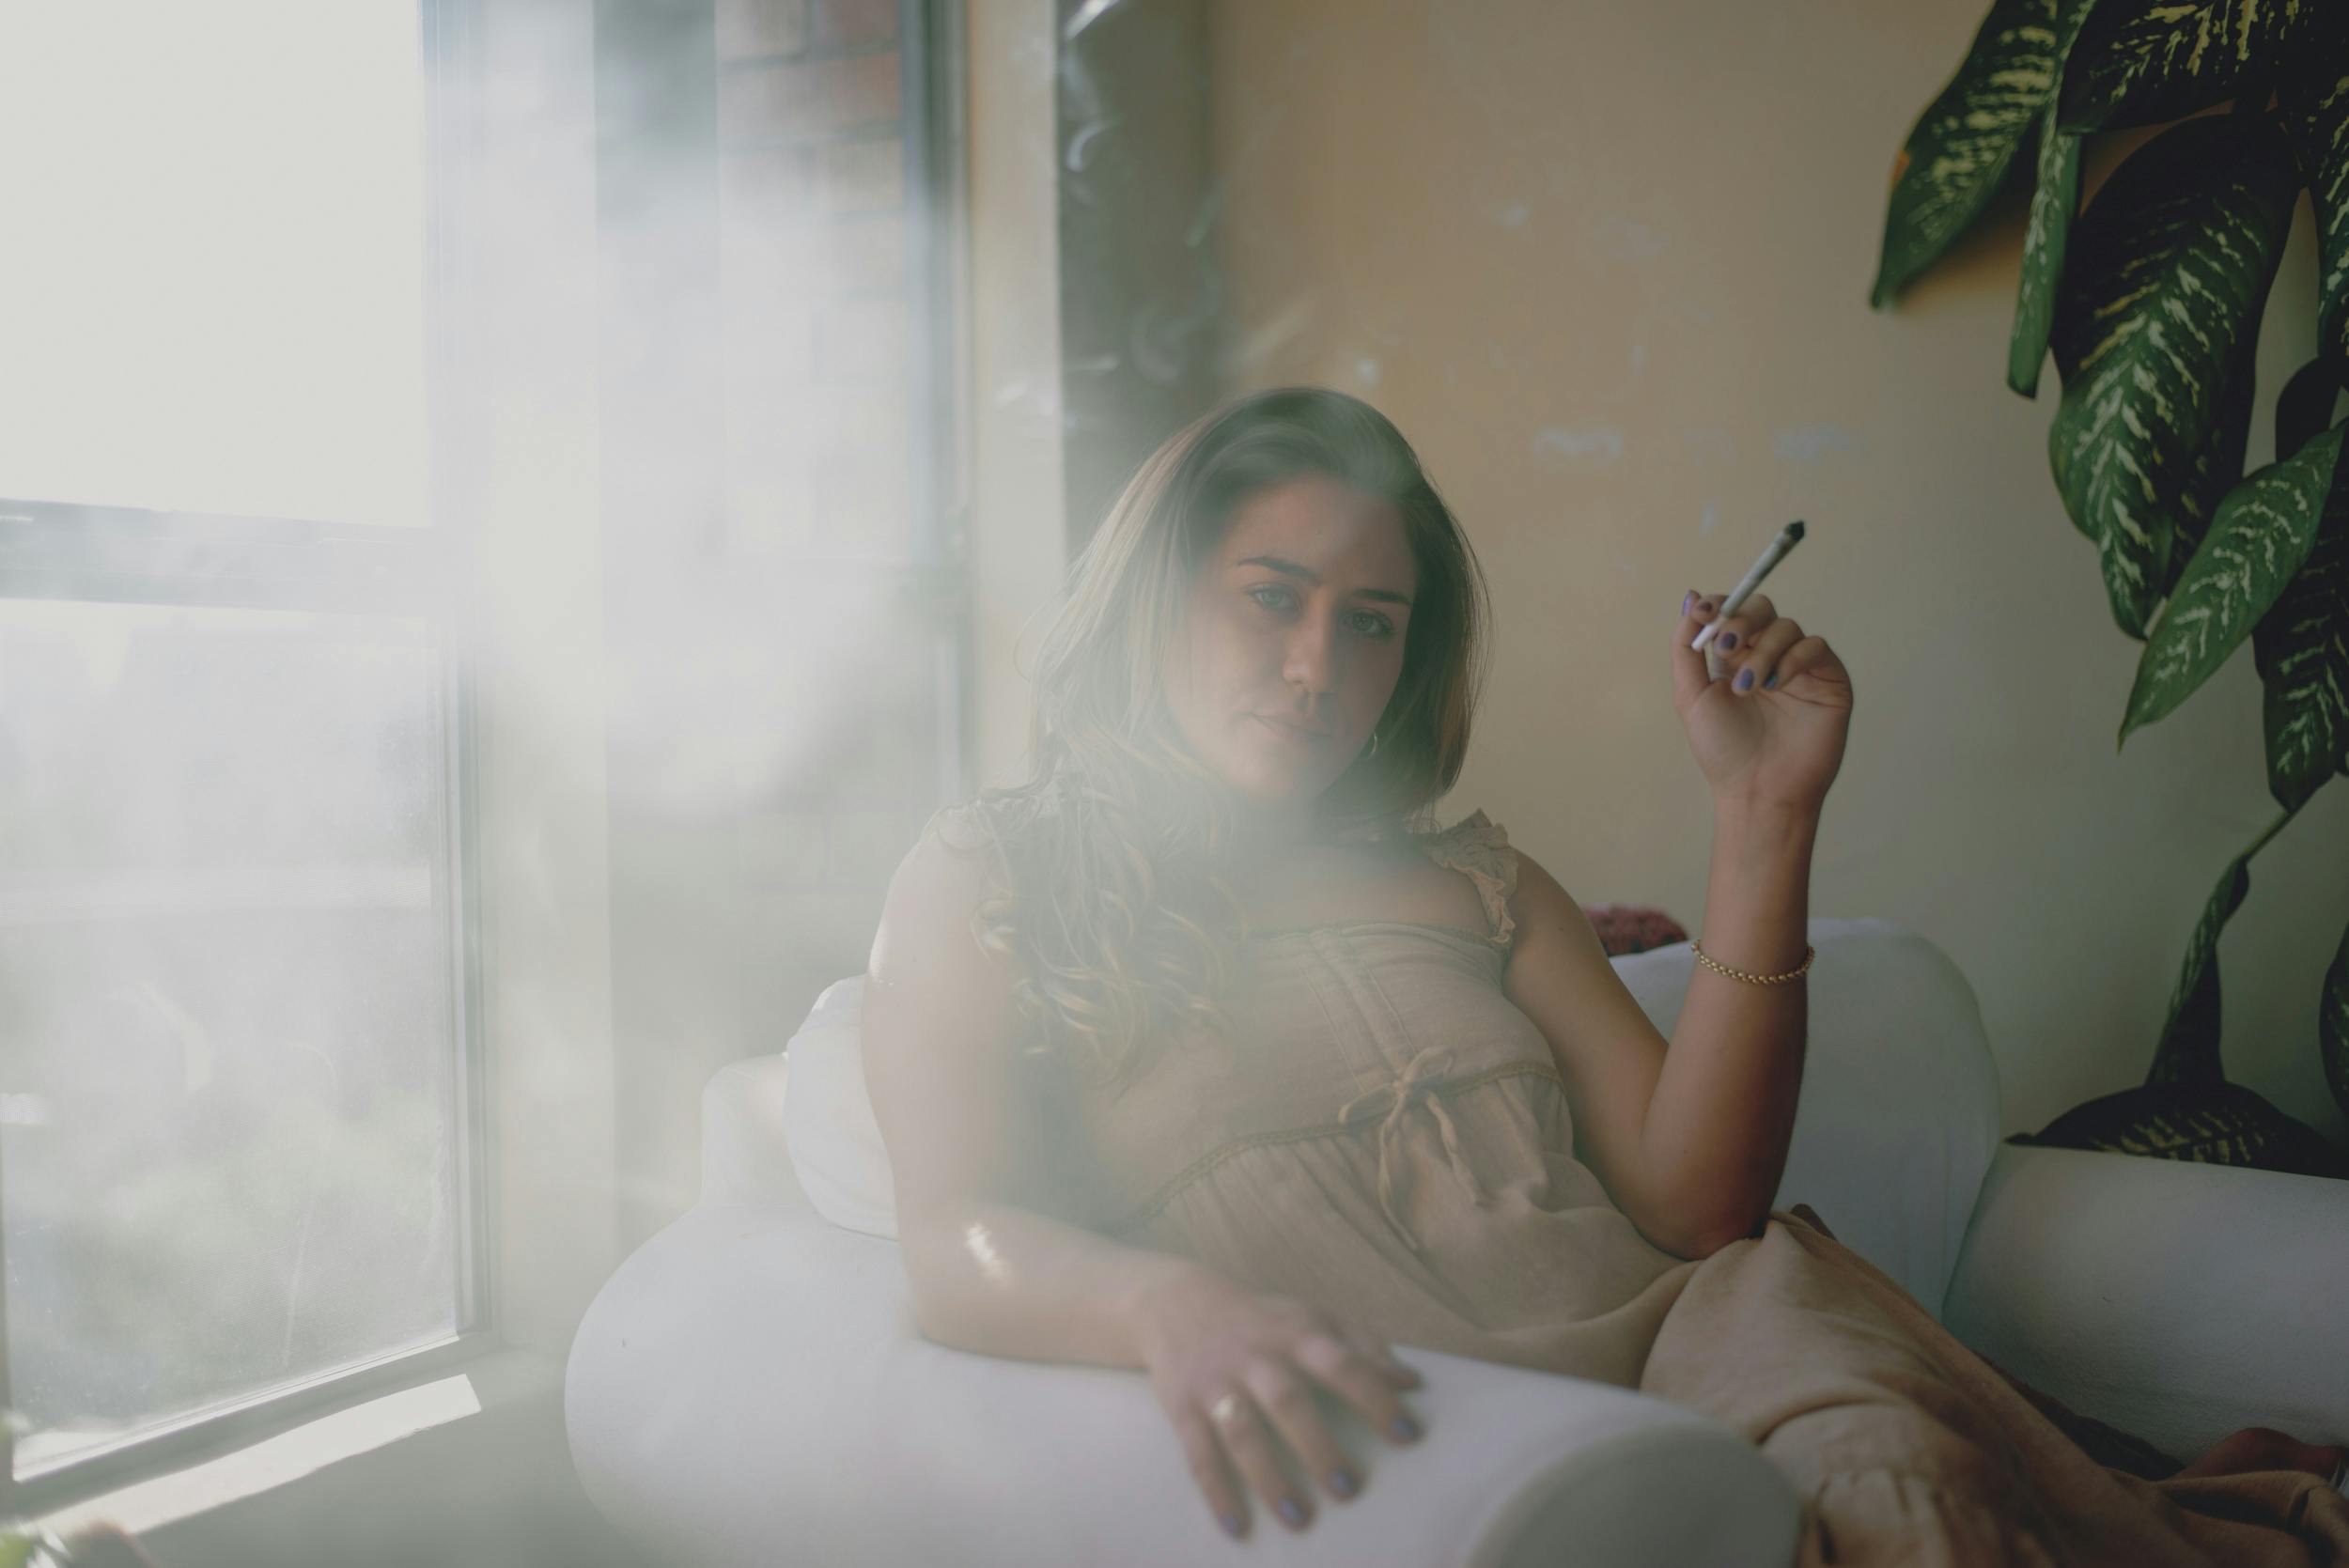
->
[0, 599, 463, 1476]
[0, 1, 428, 527]
[40, 1373, 481, 1539]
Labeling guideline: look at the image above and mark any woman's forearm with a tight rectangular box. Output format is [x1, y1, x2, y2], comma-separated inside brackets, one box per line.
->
[900, 1196, 1215, 1371]
[1641, 797, 1817, 1253]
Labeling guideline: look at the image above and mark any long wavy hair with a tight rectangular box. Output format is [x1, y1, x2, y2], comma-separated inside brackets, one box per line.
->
[957, 385, 1491, 1093]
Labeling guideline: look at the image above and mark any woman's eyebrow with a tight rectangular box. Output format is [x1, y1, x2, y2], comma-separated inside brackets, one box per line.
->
[1236, 553, 1414, 607]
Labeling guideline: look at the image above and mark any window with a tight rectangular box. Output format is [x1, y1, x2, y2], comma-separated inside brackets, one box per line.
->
[0, 0, 968, 1511]
[0, 0, 485, 1509]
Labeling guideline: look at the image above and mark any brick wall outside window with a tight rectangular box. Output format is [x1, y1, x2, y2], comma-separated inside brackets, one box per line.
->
[715, 0, 914, 562]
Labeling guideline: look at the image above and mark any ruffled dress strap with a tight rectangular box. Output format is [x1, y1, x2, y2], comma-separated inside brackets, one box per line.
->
[1414, 809, 1519, 948]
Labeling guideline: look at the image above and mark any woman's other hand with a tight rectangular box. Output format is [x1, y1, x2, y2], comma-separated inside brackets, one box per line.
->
[1672, 589, 1855, 814]
[1129, 1265, 1425, 1539]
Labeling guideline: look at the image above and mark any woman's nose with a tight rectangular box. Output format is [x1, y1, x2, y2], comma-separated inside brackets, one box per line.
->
[1283, 617, 1337, 692]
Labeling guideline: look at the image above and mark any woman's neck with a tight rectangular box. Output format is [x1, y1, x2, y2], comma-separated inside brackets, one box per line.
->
[1221, 797, 1394, 860]
[1223, 796, 1317, 855]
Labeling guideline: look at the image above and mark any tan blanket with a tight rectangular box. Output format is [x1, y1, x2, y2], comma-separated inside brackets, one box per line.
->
[1640, 1206, 2349, 1566]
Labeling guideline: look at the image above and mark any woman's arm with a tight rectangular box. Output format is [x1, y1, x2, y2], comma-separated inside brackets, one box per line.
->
[1510, 586, 1848, 1255]
[1637, 799, 1814, 1251]
[863, 823, 1430, 1538]
[862, 823, 1219, 1369]
[1501, 800, 1815, 1260]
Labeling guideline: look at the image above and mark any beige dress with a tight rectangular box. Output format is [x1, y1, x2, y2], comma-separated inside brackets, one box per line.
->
[1029, 809, 2349, 1566]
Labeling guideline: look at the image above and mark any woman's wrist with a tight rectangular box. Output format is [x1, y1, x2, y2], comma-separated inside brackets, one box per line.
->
[1708, 796, 1819, 893]
[1122, 1254, 1238, 1366]
[1710, 791, 1822, 840]
[1698, 796, 1816, 974]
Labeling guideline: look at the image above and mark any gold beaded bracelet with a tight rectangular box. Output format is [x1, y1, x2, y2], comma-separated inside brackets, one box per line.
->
[1690, 939, 1815, 986]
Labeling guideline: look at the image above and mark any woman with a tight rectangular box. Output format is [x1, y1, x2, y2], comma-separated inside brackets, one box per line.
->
[861, 386, 2347, 1560]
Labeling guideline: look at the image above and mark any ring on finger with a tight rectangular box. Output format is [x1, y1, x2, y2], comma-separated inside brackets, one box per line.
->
[1209, 1392, 1246, 1426]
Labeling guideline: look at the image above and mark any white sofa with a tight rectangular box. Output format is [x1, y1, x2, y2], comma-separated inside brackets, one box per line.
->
[565, 917, 2349, 1566]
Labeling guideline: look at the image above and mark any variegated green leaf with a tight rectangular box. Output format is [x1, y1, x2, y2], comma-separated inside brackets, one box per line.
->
[2011, 110, 2084, 395]
[2048, 113, 2299, 640]
[2146, 806, 2295, 1086]
[2058, 0, 2312, 134]
[2165, 259, 2266, 598]
[2010, 0, 2102, 396]
[2165, 363, 2256, 591]
[1874, 0, 2059, 309]
[2251, 442, 2349, 806]
[2123, 425, 2336, 741]
[2279, 40, 2349, 364]
[2322, 916, 2349, 1118]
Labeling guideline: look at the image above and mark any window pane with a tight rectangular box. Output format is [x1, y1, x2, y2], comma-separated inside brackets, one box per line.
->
[0, 3, 428, 528]
[0, 600, 463, 1475]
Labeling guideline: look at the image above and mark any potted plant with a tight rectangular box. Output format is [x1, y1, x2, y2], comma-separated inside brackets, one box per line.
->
[1873, 0, 2349, 1176]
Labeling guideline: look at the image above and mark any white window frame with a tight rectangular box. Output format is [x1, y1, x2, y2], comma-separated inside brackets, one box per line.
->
[0, 0, 499, 1518]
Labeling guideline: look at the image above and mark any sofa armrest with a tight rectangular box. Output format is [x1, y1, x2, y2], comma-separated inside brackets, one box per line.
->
[1942, 1142, 2349, 1466]
[570, 1126, 1801, 1568]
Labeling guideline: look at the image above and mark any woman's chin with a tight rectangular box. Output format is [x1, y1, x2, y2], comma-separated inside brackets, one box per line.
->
[1182, 727, 1346, 809]
[1217, 756, 1333, 808]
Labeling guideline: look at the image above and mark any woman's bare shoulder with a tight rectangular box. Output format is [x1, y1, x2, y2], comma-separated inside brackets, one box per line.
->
[1407, 809, 1524, 944]
[883, 800, 994, 904]
[869, 801, 1017, 989]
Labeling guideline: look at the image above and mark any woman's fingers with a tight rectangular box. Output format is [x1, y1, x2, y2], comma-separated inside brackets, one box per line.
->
[1726, 617, 1805, 693]
[1295, 1331, 1421, 1456]
[1771, 635, 1834, 688]
[1338, 1327, 1423, 1389]
[1206, 1383, 1309, 1532]
[1243, 1357, 1354, 1524]
[1678, 591, 1785, 698]
[1183, 1337, 1420, 1541]
[1672, 591, 1722, 706]
[1703, 592, 1777, 654]
[1174, 1403, 1252, 1539]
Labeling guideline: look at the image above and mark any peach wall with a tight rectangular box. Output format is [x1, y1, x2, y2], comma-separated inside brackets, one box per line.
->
[1204, 0, 2349, 1142]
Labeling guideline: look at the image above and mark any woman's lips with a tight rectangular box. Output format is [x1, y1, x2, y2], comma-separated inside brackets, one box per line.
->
[1253, 714, 1329, 744]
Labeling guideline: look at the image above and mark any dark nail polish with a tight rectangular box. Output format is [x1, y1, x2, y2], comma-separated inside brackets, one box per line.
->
[1719, 631, 1737, 650]
[1765, 672, 1779, 690]
[1329, 1467, 1358, 1498]
[1681, 590, 1692, 616]
[1220, 1512, 1244, 1539]
[1390, 1414, 1421, 1441]
[1735, 669, 1753, 691]
[1279, 1498, 1306, 1527]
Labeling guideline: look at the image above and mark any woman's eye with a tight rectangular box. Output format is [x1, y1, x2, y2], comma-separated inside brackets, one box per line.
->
[1246, 583, 1297, 612]
[1346, 609, 1396, 639]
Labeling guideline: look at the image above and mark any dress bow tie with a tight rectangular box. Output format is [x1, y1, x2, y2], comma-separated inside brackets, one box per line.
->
[1338, 1043, 1490, 1256]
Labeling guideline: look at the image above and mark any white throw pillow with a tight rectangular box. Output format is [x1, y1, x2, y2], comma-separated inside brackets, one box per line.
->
[779, 976, 899, 1238]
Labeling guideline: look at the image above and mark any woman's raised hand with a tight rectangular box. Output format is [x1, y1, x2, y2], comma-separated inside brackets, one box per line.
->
[1129, 1265, 1425, 1539]
[1672, 589, 1855, 815]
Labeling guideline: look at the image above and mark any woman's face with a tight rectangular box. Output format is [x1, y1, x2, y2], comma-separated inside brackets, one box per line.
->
[1164, 474, 1418, 806]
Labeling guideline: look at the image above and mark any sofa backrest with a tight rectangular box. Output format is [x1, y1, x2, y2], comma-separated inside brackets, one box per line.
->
[742, 916, 2002, 1319]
